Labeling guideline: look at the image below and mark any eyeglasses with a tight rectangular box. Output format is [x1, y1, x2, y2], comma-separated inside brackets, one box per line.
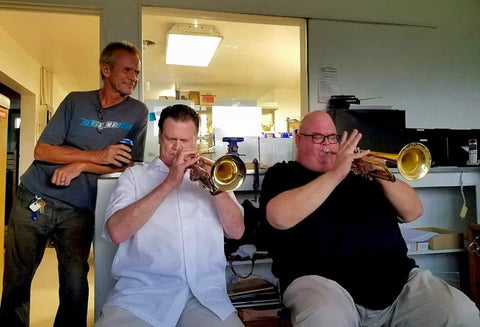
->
[299, 133, 340, 145]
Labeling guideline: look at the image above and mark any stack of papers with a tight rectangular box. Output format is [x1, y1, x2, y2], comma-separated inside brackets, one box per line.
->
[401, 228, 439, 252]
[400, 228, 438, 243]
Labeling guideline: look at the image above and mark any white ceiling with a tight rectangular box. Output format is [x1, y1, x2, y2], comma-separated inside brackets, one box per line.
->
[0, 8, 302, 103]
[142, 12, 302, 99]
[0, 9, 100, 94]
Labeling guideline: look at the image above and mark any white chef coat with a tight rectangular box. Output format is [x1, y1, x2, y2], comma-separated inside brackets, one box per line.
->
[102, 157, 242, 327]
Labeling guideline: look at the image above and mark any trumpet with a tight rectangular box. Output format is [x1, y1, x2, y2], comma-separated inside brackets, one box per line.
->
[189, 154, 247, 194]
[324, 142, 432, 182]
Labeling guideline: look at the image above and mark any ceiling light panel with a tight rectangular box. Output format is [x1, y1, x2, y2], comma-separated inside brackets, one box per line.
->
[166, 23, 223, 67]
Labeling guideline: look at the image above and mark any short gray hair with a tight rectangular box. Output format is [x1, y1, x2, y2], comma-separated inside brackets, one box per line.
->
[99, 41, 140, 78]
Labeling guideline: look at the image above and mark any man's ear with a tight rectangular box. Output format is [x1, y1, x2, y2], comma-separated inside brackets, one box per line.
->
[100, 63, 111, 78]
[295, 132, 301, 147]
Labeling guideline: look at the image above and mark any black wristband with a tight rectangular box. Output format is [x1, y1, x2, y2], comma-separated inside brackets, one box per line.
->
[210, 189, 223, 196]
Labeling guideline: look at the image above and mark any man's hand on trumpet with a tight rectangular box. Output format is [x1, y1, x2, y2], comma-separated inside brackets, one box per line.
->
[187, 154, 222, 194]
[194, 156, 214, 172]
[189, 156, 211, 181]
[164, 147, 199, 189]
[328, 129, 370, 180]
[352, 156, 388, 181]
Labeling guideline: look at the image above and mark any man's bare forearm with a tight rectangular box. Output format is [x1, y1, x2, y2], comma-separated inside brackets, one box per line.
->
[34, 142, 101, 164]
[213, 192, 244, 240]
[107, 180, 175, 243]
[377, 178, 423, 223]
[80, 162, 126, 175]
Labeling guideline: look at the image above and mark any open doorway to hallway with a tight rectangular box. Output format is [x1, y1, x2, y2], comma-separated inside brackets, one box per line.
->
[0, 8, 99, 327]
[0, 83, 20, 227]
[141, 7, 307, 165]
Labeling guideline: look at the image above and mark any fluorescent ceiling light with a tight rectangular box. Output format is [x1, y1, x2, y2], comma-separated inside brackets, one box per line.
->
[166, 23, 222, 67]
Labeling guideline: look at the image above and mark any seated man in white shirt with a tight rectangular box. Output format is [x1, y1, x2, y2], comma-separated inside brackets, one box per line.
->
[95, 104, 245, 327]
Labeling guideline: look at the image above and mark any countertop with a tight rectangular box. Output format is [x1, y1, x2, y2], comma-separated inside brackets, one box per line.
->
[98, 165, 267, 179]
[98, 163, 480, 180]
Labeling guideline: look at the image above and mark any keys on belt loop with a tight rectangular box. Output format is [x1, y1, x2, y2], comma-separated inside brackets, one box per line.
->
[29, 196, 46, 220]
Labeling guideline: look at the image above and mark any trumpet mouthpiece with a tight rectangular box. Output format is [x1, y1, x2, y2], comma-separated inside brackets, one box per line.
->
[324, 148, 331, 154]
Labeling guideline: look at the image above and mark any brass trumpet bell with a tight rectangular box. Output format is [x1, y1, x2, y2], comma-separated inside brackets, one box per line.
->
[190, 154, 246, 194]
[396, 143, 432, 181]
[361, 142, 432, 182]
[212, 155, 247, 191]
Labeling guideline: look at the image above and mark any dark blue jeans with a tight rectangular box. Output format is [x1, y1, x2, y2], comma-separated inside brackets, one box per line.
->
[0, 184, 94, 327]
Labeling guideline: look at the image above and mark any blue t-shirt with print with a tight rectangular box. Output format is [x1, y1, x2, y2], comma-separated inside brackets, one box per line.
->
[21, 90, 148, 212]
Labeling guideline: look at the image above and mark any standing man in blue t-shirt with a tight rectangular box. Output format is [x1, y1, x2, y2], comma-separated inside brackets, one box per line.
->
[0, 41, 148, 327]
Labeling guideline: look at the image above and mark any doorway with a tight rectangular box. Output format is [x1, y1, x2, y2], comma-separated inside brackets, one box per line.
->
[0, 83, 20, 225]
[142, 7, 307, 165]
[0, 8, 100, 327]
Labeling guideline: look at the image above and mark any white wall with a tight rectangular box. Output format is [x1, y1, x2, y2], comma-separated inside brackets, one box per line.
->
[52, 74, 69, 111]
[142, 0, 480, 129]
[1, 0, 479, 129]
[0, 25, 41, 175]
[308, 18, 480, 129]
[0, 22, 86, 175]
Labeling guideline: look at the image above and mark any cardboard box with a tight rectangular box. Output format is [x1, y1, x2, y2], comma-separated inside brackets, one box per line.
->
[200, 94, 215, 106]
[406, 242, 429, 252]
[416, 227, 463, 250]
[188, 91, 200, 105]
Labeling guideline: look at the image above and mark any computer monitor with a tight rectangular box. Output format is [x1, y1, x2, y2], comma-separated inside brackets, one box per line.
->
[327, 109, 406, 154]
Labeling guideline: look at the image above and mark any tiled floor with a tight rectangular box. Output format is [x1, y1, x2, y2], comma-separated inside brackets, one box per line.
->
[30, 247, 95, 327]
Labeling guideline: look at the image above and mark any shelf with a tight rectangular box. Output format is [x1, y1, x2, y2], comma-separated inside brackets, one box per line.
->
[407, 248, 465, 256]
[395, 169, 480, 188]
[230, 251, 466, 263]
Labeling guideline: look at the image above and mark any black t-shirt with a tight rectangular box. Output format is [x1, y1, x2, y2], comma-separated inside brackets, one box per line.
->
[259, 161, 416, 310]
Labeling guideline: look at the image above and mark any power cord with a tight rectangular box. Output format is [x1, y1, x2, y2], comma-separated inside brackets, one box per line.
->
[228, 257, 255, 279]
[459, 172, 468, 219]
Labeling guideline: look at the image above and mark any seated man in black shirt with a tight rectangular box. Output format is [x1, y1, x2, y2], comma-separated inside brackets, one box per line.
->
[260, 110, 480, 326]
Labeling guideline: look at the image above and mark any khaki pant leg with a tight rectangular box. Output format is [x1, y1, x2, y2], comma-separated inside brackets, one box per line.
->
[94, 305, 152, 327]
[388, 268, 480, 327]
[177, 297, 244, 327]
[283, 275, 360, 327]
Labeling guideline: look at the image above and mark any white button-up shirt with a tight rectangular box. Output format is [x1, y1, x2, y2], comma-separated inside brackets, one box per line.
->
[102, 158, 241, 327]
